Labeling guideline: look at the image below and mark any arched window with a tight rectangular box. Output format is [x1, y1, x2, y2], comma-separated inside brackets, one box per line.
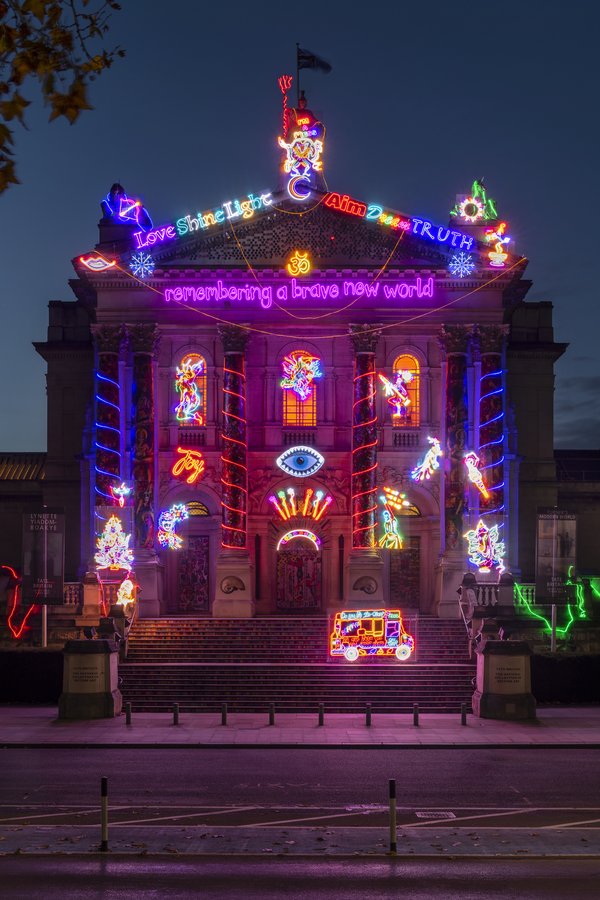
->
[281, 349, 321, 427]
[391, 353, 420, 427]
[174, 354, 207, 426]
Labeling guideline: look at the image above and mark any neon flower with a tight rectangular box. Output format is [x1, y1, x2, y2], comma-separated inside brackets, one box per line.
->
[464, 451, 489, 499]
[280, 350, 322, 400]
[175, 354, 205, 425]
[379, 370, 413, 418]
[171, 447, 205, 485]
[94, 515, 134, 571]
[458, 196, 485, 223]
[110, 482, 132, 508]
[485, 222, 511, 268]
[80, 254, 116, 272]
[286, 250, 312, 276]
[157, 503, 189, 550]
[464, 519, 505, 574]
[411, 437, 443, 482]
[277, 529, 321, 551]
[116, 578, 136, 607]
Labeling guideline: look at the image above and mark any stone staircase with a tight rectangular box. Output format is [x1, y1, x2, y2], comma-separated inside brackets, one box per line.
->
[119, 616, 476, 713]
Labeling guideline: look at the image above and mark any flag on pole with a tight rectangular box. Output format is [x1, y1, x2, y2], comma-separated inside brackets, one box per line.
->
[297, 47, 332, 73]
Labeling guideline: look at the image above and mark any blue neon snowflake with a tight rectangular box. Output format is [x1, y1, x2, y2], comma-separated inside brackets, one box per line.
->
[448, 252, 476, 278]
[129, 251, 155, 279]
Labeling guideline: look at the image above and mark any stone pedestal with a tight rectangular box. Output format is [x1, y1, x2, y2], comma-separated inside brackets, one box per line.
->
[472, 640, 536, 720]
[346, 551, 385, 605]
[212, 553, 255, 617]
[58, 639, 122, 719]
[434, 555, 464, 619]
[135, 550, 163, 617]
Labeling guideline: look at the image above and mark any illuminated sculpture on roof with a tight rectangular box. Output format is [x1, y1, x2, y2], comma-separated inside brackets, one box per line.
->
[451, 178, 498, 223]
[278, 91, 325, 200]
[101, 183, 152, 231]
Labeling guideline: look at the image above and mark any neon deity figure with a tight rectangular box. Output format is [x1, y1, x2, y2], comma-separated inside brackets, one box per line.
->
[277, 529, 321, 551]
[278, 92, 325, 200]
[286, 251, 312, 276]
[101, 183, 152, 231]
[110, 482, 132, 508]
[411, 437, 443, 482]
[464, 451, 490, 499]
[377, 486, 412, 549]
[94, 515, 134, 571]
[485, 222, 511, 268]
[280, 350, 322, 401]
[175, 354, 205, 425]
[464, 519, 505, 574]
[330, 609, 415, 662]
[157, 504, 189, 551]
[171, 447, 205, 485]
[276, 446, 325, 477]
[378, 370, 413, 418]
[269, 487, 332, 522]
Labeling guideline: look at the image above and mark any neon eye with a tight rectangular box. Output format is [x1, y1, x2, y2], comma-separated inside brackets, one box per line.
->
[276, 446, 324, 477]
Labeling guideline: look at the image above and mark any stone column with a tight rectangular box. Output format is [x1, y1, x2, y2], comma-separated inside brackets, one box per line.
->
[346, 324, 384, 604]
[128, 324, 162, 617]
[435, 325, 471, 617]
[91, 326, 124, 526]
[213, 325, 254, 616]
[476, 325, 507, 531]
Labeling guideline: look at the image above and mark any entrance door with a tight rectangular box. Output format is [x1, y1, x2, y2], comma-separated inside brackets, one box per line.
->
[177, 534, 210, 612]
[389, 536, 420, 610]
[276, 543, 322, 610]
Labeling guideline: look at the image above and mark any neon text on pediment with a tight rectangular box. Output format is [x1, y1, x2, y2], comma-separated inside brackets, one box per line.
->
[164, 277, 435, 309]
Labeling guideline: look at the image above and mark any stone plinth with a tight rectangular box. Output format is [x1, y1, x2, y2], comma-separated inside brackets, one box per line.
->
[346, 551, 384, 605]
[472, 640, 536, 720]
[212, 553, 255, 618]
[58, 639, 122, 719]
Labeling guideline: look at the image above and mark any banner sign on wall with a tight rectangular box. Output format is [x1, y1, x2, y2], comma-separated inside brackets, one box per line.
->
[21, 509, 65, 605]
[535, 509, 577, 602]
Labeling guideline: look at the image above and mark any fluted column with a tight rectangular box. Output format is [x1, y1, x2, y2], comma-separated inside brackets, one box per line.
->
[476, 326, 507, 520]
[129, 325, 160, 550]
[349, 324, 380, 549]
[219, 325, 250, 550]
[91, 326, 124, 527]
[438, 325, 470, 553]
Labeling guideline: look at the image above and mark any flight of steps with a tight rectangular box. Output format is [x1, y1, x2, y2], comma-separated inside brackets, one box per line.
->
[120, 616, 476, 713]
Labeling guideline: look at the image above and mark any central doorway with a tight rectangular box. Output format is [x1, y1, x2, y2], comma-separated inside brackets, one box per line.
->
[276, 539, 322, 610]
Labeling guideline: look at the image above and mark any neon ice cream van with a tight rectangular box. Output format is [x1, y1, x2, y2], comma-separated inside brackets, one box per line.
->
[330, 608, 415, 662]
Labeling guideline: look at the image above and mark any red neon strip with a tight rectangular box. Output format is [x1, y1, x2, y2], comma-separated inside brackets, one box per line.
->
[222, 524, 247, 534]
[223, 366, 246, 377]
[221, 500, 246, 514]
[222, 411, 246, 424]
[352, 414, 378, 428]
[223, 390, 245, 402]
[352, 442, 378, 456]
[352, 464, 378, 478]
[222, 433, 247, 448]
[221, 458, 248, 474]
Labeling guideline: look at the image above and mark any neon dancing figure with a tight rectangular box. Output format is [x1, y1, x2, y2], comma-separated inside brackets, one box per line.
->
[464, 451, 489, 499]
[377, 495, 403, 550]
[280, 351, 322, 400]
[379, 370, 413, 418]
[464, 519, 505, 574]
[175, 355, 205, 425]
[411, 437, 443, 482]
[157, 504, 189, 551]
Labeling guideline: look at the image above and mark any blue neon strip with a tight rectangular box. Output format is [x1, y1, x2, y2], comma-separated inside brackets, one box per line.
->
[480, 412, 504, 427]
[479, 435, 504, 450]
[481, 455, 505, 470]
[480, 369, 504, 380]
[487, 481, 505, 491]
[481, 505, 505, 516]
[94, 466, 121, 480]
[95, 394, 120, 412]
[480, 387, 504, 401]
[95, 442, 121, 456]
[94, 487, 113, 500]
[96, 373, 120, 389]
[95, 422, 121, 435]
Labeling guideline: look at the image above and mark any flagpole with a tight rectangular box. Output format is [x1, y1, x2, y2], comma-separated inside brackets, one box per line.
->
[296, 43, 300, 106]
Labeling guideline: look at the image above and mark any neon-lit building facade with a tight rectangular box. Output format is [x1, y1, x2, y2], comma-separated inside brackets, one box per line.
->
[18, 87, 578, 620]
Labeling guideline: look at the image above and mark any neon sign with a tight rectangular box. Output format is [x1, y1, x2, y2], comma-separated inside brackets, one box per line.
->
[110, 482, 132, 508]
[464, 519, 505, 574]
[164, 277, 435, 309]
[269, 487, 332, 522]
[175, 354, 205, 425]
[94, 515, 134, 571]
[464, 451, 489, 499]
[330, 608, 415, 662]
[448, 252, 476, 278]
[133, 191, 274, 249]
[485, 222, 511, 268]
[101, 185, 152, 231]
[411, 437, 443, 482]
[171, 447, 205, 485]
[129, 251, 155, 279]
[379, 370, 413, 418]
[80, 254, 116, 272]
[276, 446, 325, 477]
[280, 350, 322, 400]
[277, 529, 321, 551]
[157, 503, 189, 550]
[116, 578, 136, 608]
[286, 250, 312, 276]
[279, 105, 325, 200]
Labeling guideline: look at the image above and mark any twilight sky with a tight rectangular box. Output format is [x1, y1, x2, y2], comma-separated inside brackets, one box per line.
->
[0, 0, 597, 451]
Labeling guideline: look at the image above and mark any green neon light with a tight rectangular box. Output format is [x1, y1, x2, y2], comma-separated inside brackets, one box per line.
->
[590, 578, 600, 600]
[514, 569, 588, 638]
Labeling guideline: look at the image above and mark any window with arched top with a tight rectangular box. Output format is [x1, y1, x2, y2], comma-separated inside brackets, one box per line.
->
[174, 353, 207, 426]
[281, 349, 322, 427]
[391, 353, 420, 427]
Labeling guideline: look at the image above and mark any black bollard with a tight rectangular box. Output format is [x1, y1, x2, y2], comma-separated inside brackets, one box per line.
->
[221, 702, 228, 726]
[173, 703, 179, 726]
[269, 703, 275, 726]
[413, 703, 419, 727]
[389, 778, 397, 854]
[125, 702, 131, 725]
[318, 703, 324, 726]
[366, 703, 372, 727]
[461, 702, 467, 726]
[100, 776, 108, 852]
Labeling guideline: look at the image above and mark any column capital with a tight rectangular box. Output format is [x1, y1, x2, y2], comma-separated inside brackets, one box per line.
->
[127, 324, 160, 356]
[349, 323, 381, 354]
[92, 324, 125, 354]
[438, 324, 471, 356]
[472, 324, 508, 356]
[218, 324, 250, 354]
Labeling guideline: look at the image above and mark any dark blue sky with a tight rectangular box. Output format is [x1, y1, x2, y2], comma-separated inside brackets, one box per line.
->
[0, 0, 597, 450]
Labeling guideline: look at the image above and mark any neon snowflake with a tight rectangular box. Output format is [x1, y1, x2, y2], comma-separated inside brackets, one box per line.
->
[157, 503, 189, 550]
[94, 515, 134, 571]
[464, 519, 505, 574]
[129, 252, 155, 279]
[448, 253, 476, 278]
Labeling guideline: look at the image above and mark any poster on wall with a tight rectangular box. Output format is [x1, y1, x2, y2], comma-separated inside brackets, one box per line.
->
[535, 509, 576, 602]
[21, 509, 65, 605]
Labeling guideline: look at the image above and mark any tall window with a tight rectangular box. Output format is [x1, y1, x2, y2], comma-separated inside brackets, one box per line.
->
[281, 349, 321, 427]
[175, 353, 207, 426]
[392, 353, 420, 427]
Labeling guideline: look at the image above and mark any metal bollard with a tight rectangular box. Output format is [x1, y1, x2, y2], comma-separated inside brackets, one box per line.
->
[125, 702, 131, 725]
[269, 703, 275, 726]
[413, 703, 419, 727]
[366, 703, 372, 727]
[461, 702, 467, 726]
[221, 702, 228, 726]
[173, 703, 179, 726]
[318, 703, 324, 726]
[389, 778, 397, 854]
[100, 776, 108, 852]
